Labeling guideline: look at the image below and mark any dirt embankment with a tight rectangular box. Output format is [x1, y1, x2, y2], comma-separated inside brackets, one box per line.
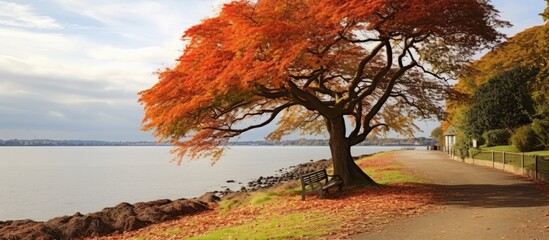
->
[0, 198, 210, 240]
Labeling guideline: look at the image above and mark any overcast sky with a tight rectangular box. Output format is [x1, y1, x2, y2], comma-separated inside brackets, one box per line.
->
[0, 0, 546, 141]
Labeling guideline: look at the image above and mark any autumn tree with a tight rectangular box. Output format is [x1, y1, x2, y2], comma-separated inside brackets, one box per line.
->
[140, 0, 507, 185]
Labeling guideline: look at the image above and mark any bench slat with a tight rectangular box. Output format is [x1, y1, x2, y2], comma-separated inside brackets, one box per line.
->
[300, 169, 343, 200]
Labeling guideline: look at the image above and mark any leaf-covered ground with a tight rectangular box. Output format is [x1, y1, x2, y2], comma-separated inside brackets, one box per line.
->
[93, 151, 439, 239]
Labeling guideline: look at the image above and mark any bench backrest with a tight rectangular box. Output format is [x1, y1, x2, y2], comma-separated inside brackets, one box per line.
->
[300, 169, 328, 186]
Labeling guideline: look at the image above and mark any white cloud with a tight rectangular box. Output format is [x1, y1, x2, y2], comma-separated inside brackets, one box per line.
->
[0, 0, 545, 141]
[51, 0, 213, 44]
[88, 45, 173, 63]
[0, 26, 160, 92]
[49, 111, 65, 118]
[0, 1, 62, 29]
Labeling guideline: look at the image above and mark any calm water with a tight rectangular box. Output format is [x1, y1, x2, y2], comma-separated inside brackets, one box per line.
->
[0, 146, 402, 221]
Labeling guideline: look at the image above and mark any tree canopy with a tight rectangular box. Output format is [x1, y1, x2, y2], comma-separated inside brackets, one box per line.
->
[450, 8, 548, 113]
[445, 4, 548, 149]
[140, 0, 507, 185]
[462, 67, 538, 139]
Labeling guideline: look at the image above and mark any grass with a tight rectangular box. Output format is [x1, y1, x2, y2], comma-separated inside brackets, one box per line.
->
[126, 151, 431, 239]
[362, 165, 422, 184]
[479, 145, 548, 156]
[530, 151, 549, 157]
[357, 152, 423, 184]
[470, 146, 549, 174]
[249, 192, 275, 205]
[481, 145, 519, 152]
[219, 198, 238, 210]
[218, 191, 283, 212]
[187, 211, 336, 240]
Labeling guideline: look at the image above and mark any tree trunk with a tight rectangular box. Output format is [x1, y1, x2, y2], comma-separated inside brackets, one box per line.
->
[327, 117, 376, 186]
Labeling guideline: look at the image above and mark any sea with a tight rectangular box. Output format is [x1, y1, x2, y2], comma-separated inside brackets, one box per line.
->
[0, 146, 403, 221]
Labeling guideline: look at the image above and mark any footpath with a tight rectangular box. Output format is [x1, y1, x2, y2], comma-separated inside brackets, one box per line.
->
[353, 150, 549, 240]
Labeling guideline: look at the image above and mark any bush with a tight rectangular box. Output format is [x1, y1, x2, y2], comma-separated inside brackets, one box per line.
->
[511, 125, 543, 152]
[468, 148, 481, 158]
[531, 119, 549, 150]
[482, 129, 511, 147]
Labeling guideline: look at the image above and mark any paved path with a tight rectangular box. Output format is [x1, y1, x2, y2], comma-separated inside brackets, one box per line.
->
[352, 150, 549, 240]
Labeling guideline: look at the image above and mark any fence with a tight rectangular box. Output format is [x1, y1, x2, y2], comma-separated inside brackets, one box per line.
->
[443, 147, 549, 183]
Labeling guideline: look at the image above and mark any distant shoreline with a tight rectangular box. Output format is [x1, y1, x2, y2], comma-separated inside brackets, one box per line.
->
[0, 138, 436, 147]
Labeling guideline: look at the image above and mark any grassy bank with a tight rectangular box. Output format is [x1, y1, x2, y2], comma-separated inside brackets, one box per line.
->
[98, 151, 436, 240]
[480, 145, 549, 156]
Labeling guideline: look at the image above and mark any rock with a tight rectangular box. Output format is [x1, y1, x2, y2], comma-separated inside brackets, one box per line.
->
[102, 202, 146, 231]
[60, 213, 114, 238]
[226, 180, 235, 183]
[196, 192, 221, 203]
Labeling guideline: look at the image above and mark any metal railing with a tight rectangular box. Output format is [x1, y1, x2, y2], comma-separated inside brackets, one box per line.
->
[441, 146, 549, 182]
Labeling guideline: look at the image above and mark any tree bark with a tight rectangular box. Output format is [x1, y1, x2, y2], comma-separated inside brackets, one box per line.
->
[327, 117, 376, 186]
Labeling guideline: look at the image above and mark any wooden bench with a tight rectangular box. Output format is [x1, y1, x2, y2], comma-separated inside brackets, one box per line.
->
[300, 169, 343, 200]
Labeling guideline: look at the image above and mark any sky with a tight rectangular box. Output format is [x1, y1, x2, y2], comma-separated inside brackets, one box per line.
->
[0, 0, 546, 141]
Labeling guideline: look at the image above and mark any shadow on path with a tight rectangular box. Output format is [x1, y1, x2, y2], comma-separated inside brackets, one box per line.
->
[382, 183, 549, 208]
[431, 183, 549, 208]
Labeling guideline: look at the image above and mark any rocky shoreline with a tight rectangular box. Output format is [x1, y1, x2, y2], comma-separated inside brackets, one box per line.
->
[0, 154, 369, 240]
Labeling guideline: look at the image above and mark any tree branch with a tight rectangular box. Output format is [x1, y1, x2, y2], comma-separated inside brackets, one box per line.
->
[350, 57, 417, 145]
[287, 80, 335, 118]
[348, 41, 387, 95]
[205, 103, 296, 136]
[343, 39, 393, 110]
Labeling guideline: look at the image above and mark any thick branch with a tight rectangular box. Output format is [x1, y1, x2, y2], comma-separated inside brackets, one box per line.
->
[343, 40, 393, 110]
[348, 101, 363, 140]
[212, 100, 252, 119]
[348, 41, 387, 95]
[254, 85, 288, 99]
[287, 80, 335, 118]
[205, 103, 296, 136]
[350, 61, 417, 145]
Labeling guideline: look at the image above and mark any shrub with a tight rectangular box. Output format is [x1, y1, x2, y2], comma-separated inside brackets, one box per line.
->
[531, 119, 549, 150]
[511, 125, 543, 152]
[482, 129, 511, 147]
[468, 148, 481, 158]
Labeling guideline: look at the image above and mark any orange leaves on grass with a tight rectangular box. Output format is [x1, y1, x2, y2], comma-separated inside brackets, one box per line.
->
[97, 188, 437, 239]
[358, 152, 395, 168]
[97, 180, 438, 239]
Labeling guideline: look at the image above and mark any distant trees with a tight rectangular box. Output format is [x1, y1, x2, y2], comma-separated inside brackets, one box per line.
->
[482, 129, 511, 147]
[430, 127, 443, 145]
[444, 4, 549, 151]
[462, 67, 537, 140]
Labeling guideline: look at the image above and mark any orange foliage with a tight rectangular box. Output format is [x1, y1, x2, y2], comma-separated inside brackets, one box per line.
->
[139, 0, 508, 164]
